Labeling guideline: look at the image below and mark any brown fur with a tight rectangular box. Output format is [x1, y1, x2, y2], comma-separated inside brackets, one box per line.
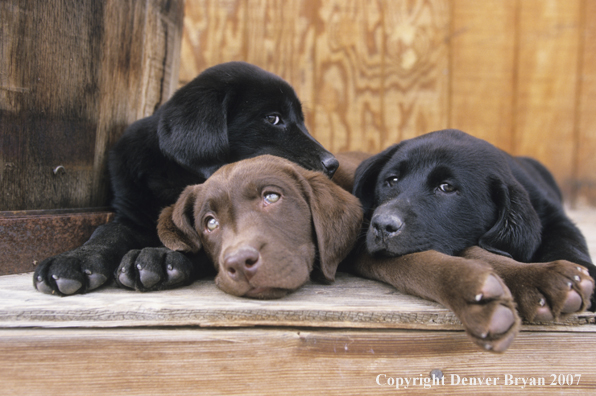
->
[158, 155, 363, 299]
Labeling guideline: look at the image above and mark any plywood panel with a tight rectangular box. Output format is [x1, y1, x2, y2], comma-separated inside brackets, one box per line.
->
[514, 0, 581, 197]
[313, 0, 384, 153]
[382, 0, 450, 145]
[178, 0, 246, 85]
[450, 0, 517, 151]
[575, 0, 596, 207]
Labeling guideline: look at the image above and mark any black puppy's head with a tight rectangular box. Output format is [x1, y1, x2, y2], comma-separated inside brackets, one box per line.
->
[156, 62, 338, 180]
[353, 129, 541, 261]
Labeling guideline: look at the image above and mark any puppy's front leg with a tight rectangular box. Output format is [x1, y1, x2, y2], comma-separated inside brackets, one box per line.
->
[349, 250, 520, 352]
[461, 247, 594, 323]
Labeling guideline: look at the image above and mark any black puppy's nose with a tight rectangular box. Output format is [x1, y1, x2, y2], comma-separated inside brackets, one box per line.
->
[321, 155, 339, 178]
[371, 214, 404, 239]
[223, 247, 261, 281]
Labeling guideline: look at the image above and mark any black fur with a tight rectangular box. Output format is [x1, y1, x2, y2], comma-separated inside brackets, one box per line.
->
[352, 129, 595, 305]
[34, 62, 338, 295]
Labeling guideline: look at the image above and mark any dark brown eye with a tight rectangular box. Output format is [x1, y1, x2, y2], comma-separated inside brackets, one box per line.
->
[385, 176, 398, 187]
[265, 114, 281, 125]
[438, 183, 455, 193]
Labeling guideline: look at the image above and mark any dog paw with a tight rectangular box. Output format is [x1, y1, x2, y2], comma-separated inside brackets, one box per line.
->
[33, 251, 112, 296]
[508, 261, 594, 323]
[115, 247, 195, 291]
[453, 274, 520, 353]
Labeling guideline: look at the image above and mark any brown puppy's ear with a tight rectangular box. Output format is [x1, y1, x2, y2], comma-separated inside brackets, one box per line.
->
[478, 178, 541, 262]
[157, 185, 203, 253]
[299, 170, 363, 283]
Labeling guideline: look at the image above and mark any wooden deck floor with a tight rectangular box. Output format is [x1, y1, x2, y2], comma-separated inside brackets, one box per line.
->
[1, 207, 595, 395]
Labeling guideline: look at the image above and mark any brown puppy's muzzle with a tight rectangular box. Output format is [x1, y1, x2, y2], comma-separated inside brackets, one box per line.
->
[222, 246, 261, 283]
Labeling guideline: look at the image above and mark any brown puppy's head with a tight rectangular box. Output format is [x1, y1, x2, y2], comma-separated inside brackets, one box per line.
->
[158, 155, 363, 299]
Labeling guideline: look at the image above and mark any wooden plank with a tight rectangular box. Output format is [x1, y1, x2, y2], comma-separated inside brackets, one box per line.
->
[178, 0, 246, 86]
[449, 0, 516, 151]
[0, 209, 114, 275]
[1, 272, 593, 331]
[0, 0, 184, 211]
[575, 0, 596, 207]
[382, 0, 451, 145]
[313, 0, 384, 153]
[514, 0, 581, 198]
[1, 328, 595, 395]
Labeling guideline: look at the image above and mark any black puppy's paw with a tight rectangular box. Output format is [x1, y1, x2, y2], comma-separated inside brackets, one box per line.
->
[115, 247, 195, 291]
[509, 261, 593, 322]
[34, 251, 112, 296]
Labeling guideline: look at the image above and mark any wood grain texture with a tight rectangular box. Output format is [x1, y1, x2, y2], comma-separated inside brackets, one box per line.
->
[1, 328, 595, 395]
[0, 0, 184, 211]
[1, 272, 593, 331]
[575, 0, 596, 207]
[513, 0, 581, 198]
[450, 0, 516, 151]
[382, 0, 450, 144]
[180, 0, 596, 205]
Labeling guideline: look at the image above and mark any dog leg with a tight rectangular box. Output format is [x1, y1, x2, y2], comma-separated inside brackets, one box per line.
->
[349, 250, 520, 352]
[461, 247, 594, 322]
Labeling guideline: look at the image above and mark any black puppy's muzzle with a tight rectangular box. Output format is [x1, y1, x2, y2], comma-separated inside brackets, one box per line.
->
[321, 155, 339, 178]
[371, 212, 404, 241]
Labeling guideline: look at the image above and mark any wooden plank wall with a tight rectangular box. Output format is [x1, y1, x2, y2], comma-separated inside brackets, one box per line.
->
[180, 0, 596, 206]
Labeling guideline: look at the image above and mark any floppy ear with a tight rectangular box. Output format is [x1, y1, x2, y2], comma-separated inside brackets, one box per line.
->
[352, 144, 399, 214]
[157, 86, 230, 179]
[157, 185, 203, 253]
[299, 170, 363, 283]
[478, 178, 542, 262]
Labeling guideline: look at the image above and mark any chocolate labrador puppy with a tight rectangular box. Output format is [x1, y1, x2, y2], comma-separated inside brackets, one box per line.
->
[34, 62, 339, 296]
[344, 130, 594, 352]
[157, 155, 363, 299]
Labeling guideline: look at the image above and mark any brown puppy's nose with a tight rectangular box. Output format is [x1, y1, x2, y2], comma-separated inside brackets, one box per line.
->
[223, 247, 261, 281]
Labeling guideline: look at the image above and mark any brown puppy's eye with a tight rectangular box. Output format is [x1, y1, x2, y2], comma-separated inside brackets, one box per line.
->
[264, 192, 281, 204]
[438, 183, 455, 193]
[265, 114, 281, 125]
[205, 216, 219, 232]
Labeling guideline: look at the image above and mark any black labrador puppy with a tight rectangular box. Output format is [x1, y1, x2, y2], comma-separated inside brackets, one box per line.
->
[34, 62, 339, 296]
[348, 129, 594, 351]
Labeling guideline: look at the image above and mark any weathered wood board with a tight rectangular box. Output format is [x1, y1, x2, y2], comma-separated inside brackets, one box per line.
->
[1, 272, 594, 332]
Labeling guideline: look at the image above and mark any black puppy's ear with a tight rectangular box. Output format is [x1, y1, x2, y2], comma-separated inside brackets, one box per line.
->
[299, 170, 363, 283]
[353, 144, 400, 214]
[158, 185, 203, 253]
[157, 88, 230, 179]
[478, 178, 541, 262]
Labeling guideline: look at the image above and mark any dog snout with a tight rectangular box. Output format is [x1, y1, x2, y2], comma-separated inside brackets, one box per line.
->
[223, 246, 261, 281]
[371, 213, 404, 240]
[321, 155, 340, 178]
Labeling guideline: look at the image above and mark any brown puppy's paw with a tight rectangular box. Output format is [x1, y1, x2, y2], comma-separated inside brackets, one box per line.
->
[508, 261, 593, 323]
[445, 272, 520, 353]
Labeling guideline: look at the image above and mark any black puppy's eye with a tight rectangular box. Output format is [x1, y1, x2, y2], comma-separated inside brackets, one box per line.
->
[384, 176, 399, 187]
[265, 114, 282, 125]
[438, 183, 456, 193]
[263, 192, 281, 204]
